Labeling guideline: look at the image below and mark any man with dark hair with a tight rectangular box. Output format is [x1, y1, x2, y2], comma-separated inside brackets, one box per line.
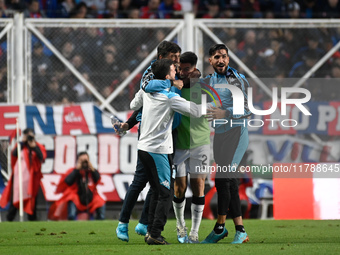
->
[49, 151, 105, 220]
[130, 58, 206, 245]
[0, 128, 46, 221]
[202, 44, 250, 244]
[156, 41, 181, 62]
[116, 41, 183, 242]
[171, 51, 210, 243]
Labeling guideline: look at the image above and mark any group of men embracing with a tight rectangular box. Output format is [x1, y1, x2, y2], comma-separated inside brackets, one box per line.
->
[115, 40, 250, 245]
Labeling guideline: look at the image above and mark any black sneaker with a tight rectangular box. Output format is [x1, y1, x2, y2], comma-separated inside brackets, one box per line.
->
[146, 235, 170, 245]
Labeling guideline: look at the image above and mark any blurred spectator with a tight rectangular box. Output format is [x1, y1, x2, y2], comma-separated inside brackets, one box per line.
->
[202, 0, 220, 18]
[100, 0, 119, 18]
[281, 29, 303, 62]
[330, 61, 340, 79]
[224, 37, 242, 68]
[270, 38, 290, 73]
[73, 73, 87, 99]
[57, 0, 76, 18]
[61, 41, 76, 60]
[263, 10, 274, 18]
[241, 0, 261, 18]
[256, 48, 281, 78]
[288, 49, 321, 77]
[193, 0, 224, 17]
[110, 69, 131, 111]
[71, 54, 91, 74]
[129, 43, 149, 69]
[69, 2, 90, 18]
[299, 0, 319, 18]
[50, 27, 74, 48]
[59, 72, 78, 103]
[24, 0, 46, 18]
[292, 34, 324, 64]
[83, 0, 106, 16]
[5, 0, 26, 12]
[132, 0, 148, 8]
[0, 128, 46, 222]
[140, 0, 160, 18]
[32, 41, 51, 101]
[73, 72, 97, 102]
[42, 76, 63, 104]
[323, 61, 340, 101]
[318, 28, 340, 53]
[158, 0, 182, 19]
[264, 28, 284, 48]
[31, 29, 54, 57]
[95, 49, 120, 91]
[127, 5, 140, 18]
[0, 0, 9, 17]
[80, 28, 103, 70]
[118, 0, 132, 18]
[286, 1, 301, 18]
[0, 66, 6, 102]
[217, 27, 239, 43]
[238, 29, 261, 70]
[155, 28, 166, 43]
[221, 0, 241, 18]
[49, 151, 105, 220]
[259, 0, 282, 18]
[319, 0, 340, 18]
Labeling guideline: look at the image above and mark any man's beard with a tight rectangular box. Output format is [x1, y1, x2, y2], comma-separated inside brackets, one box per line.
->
[214, 65, 227, 75]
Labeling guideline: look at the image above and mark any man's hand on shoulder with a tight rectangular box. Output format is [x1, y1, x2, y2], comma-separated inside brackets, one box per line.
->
[188, 68, 201, 79]
[173, 80, 183, 90]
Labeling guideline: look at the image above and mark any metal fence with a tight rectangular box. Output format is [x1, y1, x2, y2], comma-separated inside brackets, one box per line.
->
[1, 14, 340, 111]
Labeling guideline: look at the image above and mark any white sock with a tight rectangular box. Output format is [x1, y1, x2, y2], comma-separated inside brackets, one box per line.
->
[173, 199, 186, 228]
[190, 202, 204, 235]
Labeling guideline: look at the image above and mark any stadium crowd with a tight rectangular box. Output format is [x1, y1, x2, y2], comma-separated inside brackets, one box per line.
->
[1, 0, 340, 19]
[0, 0, 339, 107]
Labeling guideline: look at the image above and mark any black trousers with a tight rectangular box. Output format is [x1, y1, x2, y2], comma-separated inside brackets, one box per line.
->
[213, 127, 248, 218]
[138, 150, 174, 238]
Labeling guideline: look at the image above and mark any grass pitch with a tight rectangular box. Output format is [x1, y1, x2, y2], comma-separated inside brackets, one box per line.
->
[0, 219, 339, 255]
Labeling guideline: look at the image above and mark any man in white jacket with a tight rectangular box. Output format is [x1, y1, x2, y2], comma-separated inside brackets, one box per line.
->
[130, 58, 205, 245]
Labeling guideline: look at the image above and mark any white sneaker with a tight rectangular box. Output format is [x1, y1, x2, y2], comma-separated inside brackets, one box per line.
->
[176, 226, 188, 243]
[188, 231, 199, 243]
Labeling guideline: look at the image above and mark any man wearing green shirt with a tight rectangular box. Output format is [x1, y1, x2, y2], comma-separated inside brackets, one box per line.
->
[172, 52, 211, 244]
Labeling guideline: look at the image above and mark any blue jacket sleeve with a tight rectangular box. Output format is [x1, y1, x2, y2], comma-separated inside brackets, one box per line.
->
[172, 112, 182, 130]
[143, 79, 172, 93]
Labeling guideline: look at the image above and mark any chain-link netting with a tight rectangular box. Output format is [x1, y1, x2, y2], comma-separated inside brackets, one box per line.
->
[0, 26, 7, 103]
[28, 22, 340, 110]
[0, 140, 8, 176]
[200, 26, 340, 102]
[29, 25, 175, 111]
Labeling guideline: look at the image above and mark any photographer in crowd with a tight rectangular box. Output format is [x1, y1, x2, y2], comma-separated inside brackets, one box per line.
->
[0, 128, 46, 221]
[49, 151, 105, 220]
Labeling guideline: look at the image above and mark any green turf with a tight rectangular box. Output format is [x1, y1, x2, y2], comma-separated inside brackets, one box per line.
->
[0, 219, 339, 255]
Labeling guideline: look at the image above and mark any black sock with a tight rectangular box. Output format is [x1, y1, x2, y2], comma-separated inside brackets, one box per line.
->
[235, 225, 245, 233]
[173, 196, 185, 203]
[214, 223, 225, 234]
